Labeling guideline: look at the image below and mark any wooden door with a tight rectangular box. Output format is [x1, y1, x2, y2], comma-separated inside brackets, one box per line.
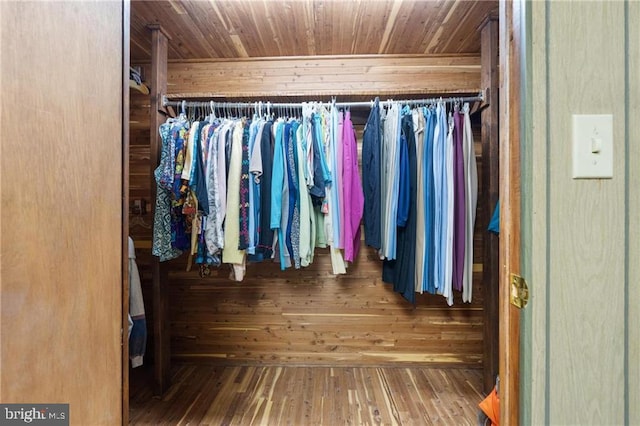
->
[0, 2, 127, 424]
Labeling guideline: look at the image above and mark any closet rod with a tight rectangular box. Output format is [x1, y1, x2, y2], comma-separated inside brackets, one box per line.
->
[161, 92, 484, 110]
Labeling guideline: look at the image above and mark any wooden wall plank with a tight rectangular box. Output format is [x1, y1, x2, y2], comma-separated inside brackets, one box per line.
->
[130, 54, 488, 379]
[546, 2, 626, 424]
[163, 55, 481, 98]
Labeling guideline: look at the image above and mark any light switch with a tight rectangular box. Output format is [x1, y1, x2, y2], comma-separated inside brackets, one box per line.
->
[572, 114, 613, 179]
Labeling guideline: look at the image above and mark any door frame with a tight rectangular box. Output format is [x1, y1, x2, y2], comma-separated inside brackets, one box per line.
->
[499, 0, 524, 424]
[120, 1, 526, 422]
[122, 0, 131, 424]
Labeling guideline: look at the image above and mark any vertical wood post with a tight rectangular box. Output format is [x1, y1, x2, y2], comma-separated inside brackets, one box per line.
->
[480, 16, 500, 395]
[148, 24, 171, 396]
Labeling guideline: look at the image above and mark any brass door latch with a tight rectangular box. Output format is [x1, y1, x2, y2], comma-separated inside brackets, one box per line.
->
[510, 273, 529, 308]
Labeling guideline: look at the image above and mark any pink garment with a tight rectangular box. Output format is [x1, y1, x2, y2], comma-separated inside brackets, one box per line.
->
[337, 111, 345, 249]
[342, 111, 365, 262]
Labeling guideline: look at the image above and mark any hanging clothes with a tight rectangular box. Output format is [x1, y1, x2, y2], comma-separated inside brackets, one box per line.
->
[152, 115, 188, 261]
[442, 112, 456, 306]
[342, 110, 364, 263]
[255, 120, 275, 261]
[296, 110, 315, 267]
[413, 108, 426, 293]
[381, 102, 401, 260]
[452, 107, 466, 292]
[462, 103, 478, 303]
[222, 120, 247, 280]
[432, 101, 448, 294]
[362, 98, 381, 250]
[422, 107, 437, 294]
[151, 96, 478, 293]
[128, 237, 146, 368]
[382, 110, 418, 303]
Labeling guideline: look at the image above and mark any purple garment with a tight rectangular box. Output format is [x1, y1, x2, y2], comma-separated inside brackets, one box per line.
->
[452, 109, 466, 291]
[342, 111, 364, 262]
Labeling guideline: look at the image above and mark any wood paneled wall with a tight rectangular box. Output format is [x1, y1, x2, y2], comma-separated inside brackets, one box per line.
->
[164, 55, 480, 98]
[1, 2, 125, 424]
[525, 1, 638, 424]
[129, 55, 488, 369]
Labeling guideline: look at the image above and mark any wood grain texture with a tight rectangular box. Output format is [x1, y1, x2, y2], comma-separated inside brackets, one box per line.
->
[163, 55, 482, 98]
[130, 0, 498, 61]
[499, 1, 521, 424]
[129, 56, 489, 369]
[129, 364, 484, 425]
[547, 2, 626, 424]
[123, 0, 131, 423]
[480, 17, 499, 395]
[0, 2, 123, 424]
[129, 113, 486, 369]
[165, 243, 485, 367]
[149, 26, 172, 396]
[629, 2, 640, 424]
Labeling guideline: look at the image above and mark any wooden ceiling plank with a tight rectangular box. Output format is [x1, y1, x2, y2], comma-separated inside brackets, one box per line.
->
[454, 2, 498, 53]
[180, 1, 238, 58]
[303, 0, 317, 56]
[423, 0, 458, 54]
[130, 0, 498, 61]
[397, 1, 442, 55]
[387, 1, 427, 55]
[438, 0, 486, 53]
[377, 0, 403, 54]
[355, 2, 391, 54]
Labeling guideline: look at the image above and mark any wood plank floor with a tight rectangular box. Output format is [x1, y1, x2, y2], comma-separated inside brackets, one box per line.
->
[130, 364, 485, 425]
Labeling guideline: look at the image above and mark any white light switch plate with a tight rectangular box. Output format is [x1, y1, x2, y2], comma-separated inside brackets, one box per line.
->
[572, 114, 613, 179]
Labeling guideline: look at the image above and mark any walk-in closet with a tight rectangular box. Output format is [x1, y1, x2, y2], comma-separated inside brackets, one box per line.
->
[126, 1, 500, 424]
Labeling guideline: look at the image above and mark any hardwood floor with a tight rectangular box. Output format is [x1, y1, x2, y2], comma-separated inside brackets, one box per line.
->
[130, 364, 485, 425]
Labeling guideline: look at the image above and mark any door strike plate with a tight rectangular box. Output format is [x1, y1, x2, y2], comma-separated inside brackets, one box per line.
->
[510, 273, 529, 309]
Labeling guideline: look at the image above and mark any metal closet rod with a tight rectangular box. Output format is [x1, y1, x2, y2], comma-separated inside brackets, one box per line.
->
[162, 92, 484, 110]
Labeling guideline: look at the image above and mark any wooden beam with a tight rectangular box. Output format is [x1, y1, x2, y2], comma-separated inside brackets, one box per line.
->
[499, 1, 523, 424]
[480, 17, 500, 395]
[148, 24, 171, 397]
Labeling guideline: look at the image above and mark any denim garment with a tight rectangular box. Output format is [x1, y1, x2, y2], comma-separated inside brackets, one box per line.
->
[362, 98, 381, 249]
[308, 113, 329, 205]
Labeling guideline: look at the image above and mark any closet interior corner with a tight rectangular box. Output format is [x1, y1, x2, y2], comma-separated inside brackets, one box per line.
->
[127, 2, 500, 424]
